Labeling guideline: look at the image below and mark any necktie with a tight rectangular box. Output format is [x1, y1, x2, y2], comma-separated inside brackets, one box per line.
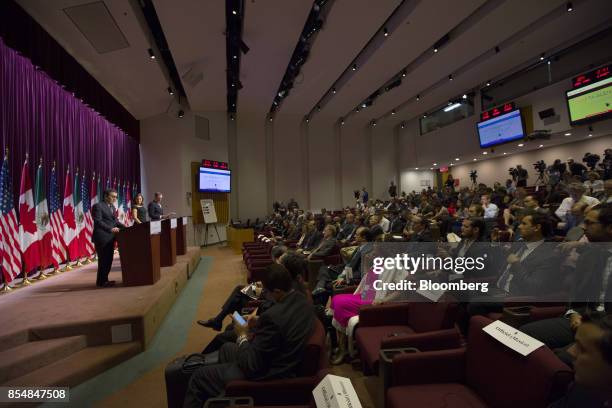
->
[497, 242, 528, 291]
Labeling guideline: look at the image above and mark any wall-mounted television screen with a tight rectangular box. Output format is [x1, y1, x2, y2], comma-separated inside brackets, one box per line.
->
[477, 109, 525, 148]
[566, 65, 611, 125]
[198, 167, 231, 193]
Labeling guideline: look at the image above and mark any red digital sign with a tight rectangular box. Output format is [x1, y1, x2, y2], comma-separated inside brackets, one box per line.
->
[202, 159, 229, 170]
[572, 64, 610, 89]
[481, 102, 515, 121]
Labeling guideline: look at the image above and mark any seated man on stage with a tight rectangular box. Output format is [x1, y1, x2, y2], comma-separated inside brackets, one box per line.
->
[91, 189, 125, 287]
[183, 264, 315, 408]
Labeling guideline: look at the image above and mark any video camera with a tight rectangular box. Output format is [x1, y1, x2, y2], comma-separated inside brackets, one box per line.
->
[508, 167, 518, 178]
[533, 160, 547, 174]
[469, 170, 478, 184]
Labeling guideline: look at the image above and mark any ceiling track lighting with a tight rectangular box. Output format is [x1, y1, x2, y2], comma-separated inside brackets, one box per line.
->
[147, 48, 155, 59]
[352, 64, 358, 71]
[167, 87, 174, 95]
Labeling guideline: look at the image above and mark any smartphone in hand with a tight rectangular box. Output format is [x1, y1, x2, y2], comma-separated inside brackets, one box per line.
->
[232, 311, 247, 327]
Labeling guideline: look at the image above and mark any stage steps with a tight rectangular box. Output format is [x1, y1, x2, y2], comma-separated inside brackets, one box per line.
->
[0, 335, 87, 384]
[3, 341, 141, 390]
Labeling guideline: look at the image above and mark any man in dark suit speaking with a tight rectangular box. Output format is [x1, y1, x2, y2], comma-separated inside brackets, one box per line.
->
[91, 189, 125, 287]
[148, 192, 164, 221]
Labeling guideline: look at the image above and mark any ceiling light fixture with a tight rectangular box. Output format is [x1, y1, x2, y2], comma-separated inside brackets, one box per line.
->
[566, 2, 573, 12]
[383, 27, 389, 37]
[564, 132, 572, 136]
[167, 87, 174, 95]
[486, 81, 491, 87]
[588, 133, 593, 137]
[391, 110, 396, 115]
[332, 87, 337, 94]
[444, 103, 462, 112]
[352, 64, 357, 71]
[433, 163, 438, 166]
[482, 151, 488, 155]
[416, 94, 420, 101]
[401, 71, 406, 78]
[518, 143, 524, 147]
[473, 158, 477, 161]
[448, 74, 453, 81]
[148, 48, 155, 59]
[455, 158, 460, 161]
[433, 47, 438, 53]
[462, 94, 467, 99]
[540, 53, 545, 61]
[177, 110, 184, 118]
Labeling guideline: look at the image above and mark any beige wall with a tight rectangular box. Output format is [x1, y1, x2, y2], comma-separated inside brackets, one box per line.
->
[139, 77, 612, 227]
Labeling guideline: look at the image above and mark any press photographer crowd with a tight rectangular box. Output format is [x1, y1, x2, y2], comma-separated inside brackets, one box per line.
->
[180, 147, 612, 408]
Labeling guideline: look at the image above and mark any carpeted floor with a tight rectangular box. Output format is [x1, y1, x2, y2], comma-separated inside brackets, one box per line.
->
[43, 244, 375, 408]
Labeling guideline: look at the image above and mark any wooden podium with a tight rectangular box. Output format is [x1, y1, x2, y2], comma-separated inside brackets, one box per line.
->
[176, 216, 189, 256]
[160, 218, 177, 267]
[117, 221, 161, 286]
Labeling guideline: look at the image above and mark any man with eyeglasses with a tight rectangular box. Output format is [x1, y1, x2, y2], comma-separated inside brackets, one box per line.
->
[92, 189, 126, 287]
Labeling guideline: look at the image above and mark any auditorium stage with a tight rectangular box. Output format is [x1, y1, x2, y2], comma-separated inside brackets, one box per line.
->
[0, 248, 201, 391]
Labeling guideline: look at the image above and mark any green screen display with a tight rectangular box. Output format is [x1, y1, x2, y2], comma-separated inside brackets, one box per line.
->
[566, 77, 612, 124]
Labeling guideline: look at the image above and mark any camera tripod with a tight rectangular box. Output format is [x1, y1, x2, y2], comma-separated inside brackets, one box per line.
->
[534, 171, 548, 190]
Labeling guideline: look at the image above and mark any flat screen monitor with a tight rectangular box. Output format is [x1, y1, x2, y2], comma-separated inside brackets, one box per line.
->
[198, 167, 231, 193]
[477, 109, 525, 148]
[566, 75, 612, 125]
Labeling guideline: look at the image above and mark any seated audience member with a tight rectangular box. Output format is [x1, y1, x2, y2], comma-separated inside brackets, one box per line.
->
[520, 203, 612, 360]
[604, 179, 612, 204]
[311, 227, 374, 303]
[388, 210, 408, 234]
[468, 203, 485, 218]
[183, 264, 315, 408]
[404, 216, 433, 242]
[556, 183, 600, 229]
[481, 193, 499, 219]
[584, 171, 605, 199]
[377, 211, 391, 233]
[496, 212, 560, 296]
[329, 256, 409, 365]
[550, 312, 612, 408]
[297, 220, 322, 253]
[197, 245, 288, 330]
[307, 224, 337, 260]
[337, 213, 357, 242]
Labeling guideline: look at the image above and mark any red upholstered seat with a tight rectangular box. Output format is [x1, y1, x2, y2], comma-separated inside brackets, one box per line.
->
[388, 383, 486, 408]
[356, 301, 461, 375]
[386, 316, 574, 408]
[225, 320, 328, 406]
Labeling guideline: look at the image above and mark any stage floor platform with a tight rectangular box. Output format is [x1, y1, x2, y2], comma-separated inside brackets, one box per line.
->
[0, 248, 201, 392]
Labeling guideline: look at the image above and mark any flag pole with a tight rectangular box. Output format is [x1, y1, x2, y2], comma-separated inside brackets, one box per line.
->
[74, 166, 83, 268]
[50, 161, 62, 275]
[1, 149, 14, 292]
[83, 170, 94, 264]
[62, 164, 72, 272]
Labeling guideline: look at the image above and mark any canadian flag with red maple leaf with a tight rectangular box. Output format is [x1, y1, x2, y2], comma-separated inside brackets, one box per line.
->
[19, 156, 41, 273]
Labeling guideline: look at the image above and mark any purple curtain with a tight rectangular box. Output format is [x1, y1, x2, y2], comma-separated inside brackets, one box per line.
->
[0, 38, 140, 204]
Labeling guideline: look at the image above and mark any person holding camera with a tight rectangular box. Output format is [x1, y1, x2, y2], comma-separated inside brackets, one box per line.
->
[568, 158, 587, 179]
[516, 164, 528, 187]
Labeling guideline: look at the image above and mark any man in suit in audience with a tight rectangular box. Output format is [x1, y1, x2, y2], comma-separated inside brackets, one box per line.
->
[307, 224, 337, 260]
[91, 189, 125, 287]
[183, 265, 315, 408]
[520, 203, 612, 356]
[148, 192, 164, 221]
[337, 213, 356, 242]
[300, 221, 323, 253]
[496, 212, 560, 296]
[388, 210, 408, 234]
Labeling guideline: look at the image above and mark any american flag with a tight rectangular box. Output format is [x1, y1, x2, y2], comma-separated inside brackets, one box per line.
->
[82, 173, 95, 256]
[0, 155, 23, 284]
[49, 166, 66, 267]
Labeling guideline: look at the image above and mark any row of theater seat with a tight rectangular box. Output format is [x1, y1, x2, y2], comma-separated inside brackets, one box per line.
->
[241, 233, 573, 407]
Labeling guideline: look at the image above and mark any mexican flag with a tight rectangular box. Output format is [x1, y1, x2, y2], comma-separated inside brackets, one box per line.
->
[35, 161, 53, 269]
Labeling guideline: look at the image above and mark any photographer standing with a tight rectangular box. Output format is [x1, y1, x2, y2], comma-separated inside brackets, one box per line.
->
[516, 164, 528, 187]
[568, 157, 587, 179]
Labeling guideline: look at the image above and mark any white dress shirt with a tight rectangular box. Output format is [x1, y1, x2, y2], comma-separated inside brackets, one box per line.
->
[483, 203, 499, 219]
